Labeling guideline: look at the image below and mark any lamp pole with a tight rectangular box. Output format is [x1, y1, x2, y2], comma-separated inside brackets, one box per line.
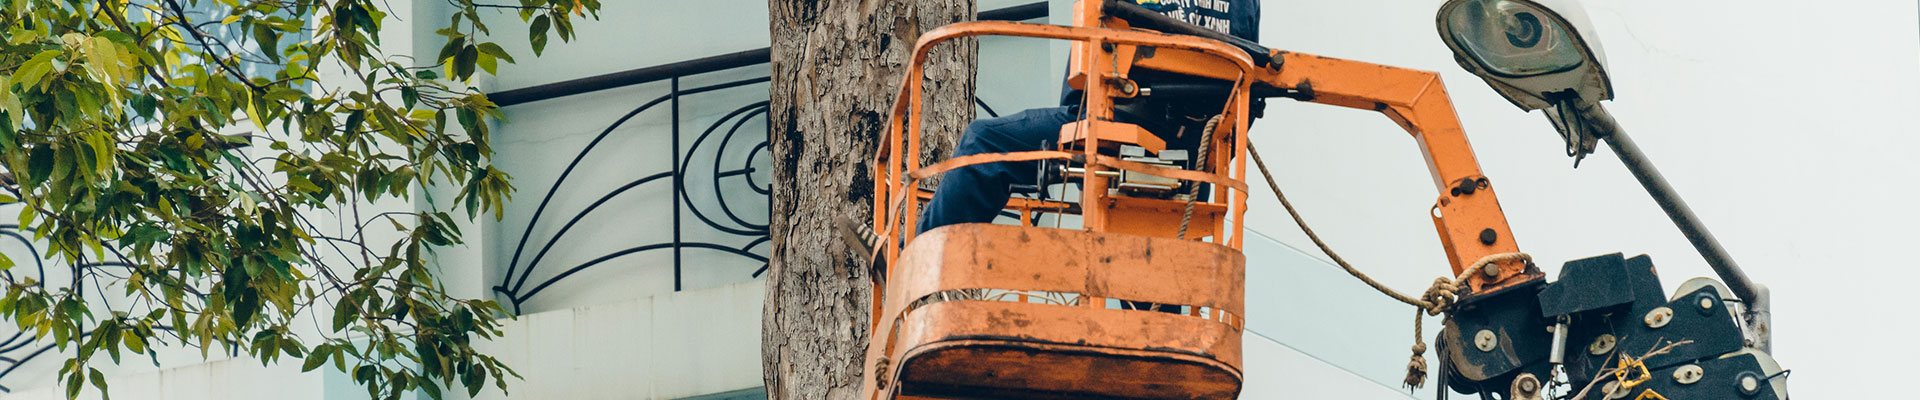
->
[1577, 103, 1771, 351]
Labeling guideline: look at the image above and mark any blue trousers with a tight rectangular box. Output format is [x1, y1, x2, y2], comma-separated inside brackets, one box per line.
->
[918, 107, 1077, 233]
[919, 106, 1189, 314]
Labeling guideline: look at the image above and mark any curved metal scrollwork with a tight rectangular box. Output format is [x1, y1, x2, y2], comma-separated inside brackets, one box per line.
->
[491, 75, 775, 314]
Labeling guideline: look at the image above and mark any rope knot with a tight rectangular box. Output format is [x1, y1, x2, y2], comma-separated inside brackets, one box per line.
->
[1420, 277, 1459, 315]
[1405, 308, 1433, 390]
[1404, 351, 1429, 389]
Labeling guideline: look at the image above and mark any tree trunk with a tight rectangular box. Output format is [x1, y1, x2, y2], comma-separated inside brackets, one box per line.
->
[762, 1, 976, 399]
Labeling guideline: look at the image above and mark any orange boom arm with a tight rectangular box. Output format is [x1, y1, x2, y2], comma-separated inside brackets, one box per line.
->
[1257, 52, 1542, 294]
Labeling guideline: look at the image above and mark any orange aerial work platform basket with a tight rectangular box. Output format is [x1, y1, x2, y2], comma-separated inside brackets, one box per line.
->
[861, 1, 1263, 398]
[871, 224, 1246, 399]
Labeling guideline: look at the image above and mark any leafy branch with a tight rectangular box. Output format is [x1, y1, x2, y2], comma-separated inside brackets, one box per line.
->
[0, 0, 602, 398]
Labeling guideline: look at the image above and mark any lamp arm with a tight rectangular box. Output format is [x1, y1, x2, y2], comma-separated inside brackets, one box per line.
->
[1578, 103, 1770, 351]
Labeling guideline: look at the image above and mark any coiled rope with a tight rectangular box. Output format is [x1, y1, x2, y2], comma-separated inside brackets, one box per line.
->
[1246, 139, 1531, 389]
[1178, 115, 1225, 240]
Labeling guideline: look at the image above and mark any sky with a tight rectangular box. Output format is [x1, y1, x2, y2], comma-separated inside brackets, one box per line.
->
[1235, 1, 1920, 397]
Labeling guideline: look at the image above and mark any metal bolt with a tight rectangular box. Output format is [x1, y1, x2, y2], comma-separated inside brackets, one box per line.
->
[1516, 373, 1540, 392]
[1645, 307, 1674, 329]
[1603, 381, 1629, 399]
[1588, 334, 1617, 355]
[1482, 262, 1502, 278]
[1474, 329, 1499, 352]
[1479, 228, 1498, 245]
[1738, 373, 1763, 396]
[1673, 364, 1704, 385]
[1510, 373, 1542, 399]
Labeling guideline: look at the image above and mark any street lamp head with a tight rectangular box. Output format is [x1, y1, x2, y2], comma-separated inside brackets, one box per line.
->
[1437, 0, 1612, 111]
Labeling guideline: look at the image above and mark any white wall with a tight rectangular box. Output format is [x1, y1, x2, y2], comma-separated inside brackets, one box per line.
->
[1, 358, 327, 400]
[457, 282, 765, 400]
[476, 1, 773, 93]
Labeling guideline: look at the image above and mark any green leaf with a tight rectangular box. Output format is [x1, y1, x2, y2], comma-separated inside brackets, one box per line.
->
[7, 29, 39, 45]
[332, 345, 348, 372]
[17, 201, 35, 227]
[49, 145, 73, 186]
[332, 299, 356, 331]
[244, 91, 268, 132]
[355, 365, 377, 384]
[420, 381, 443, 400]
[86, 36, 125, 84]
[454, 45, 478, 79]
[85, 133, 112, 176]
[301, 345, 330, 372]
[14, 50, 62, 87]
[0, 77, 21, 127]
[251, 25, 282, 62]
[122, 329, 145, 354]
[477, 53, 498, 75]
[231, 291, 259, 327]
[528, 15, 551, 55]
[66, 370, 83, 399]
[89, 368, 108, 399]
[463, 364, 485, 396]
[26, 145, 52, 186]
[475, 43, 515, 64]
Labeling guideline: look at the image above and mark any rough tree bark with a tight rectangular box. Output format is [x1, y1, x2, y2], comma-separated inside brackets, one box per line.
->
[762, 0, 977, 399]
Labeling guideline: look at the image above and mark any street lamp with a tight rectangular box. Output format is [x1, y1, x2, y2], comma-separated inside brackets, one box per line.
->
[1436, 0, 1771, 351]
[1438, 0, 1613, 164]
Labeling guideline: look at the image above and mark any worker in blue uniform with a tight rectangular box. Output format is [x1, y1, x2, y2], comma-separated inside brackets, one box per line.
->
[918, 0, 1263, 234]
